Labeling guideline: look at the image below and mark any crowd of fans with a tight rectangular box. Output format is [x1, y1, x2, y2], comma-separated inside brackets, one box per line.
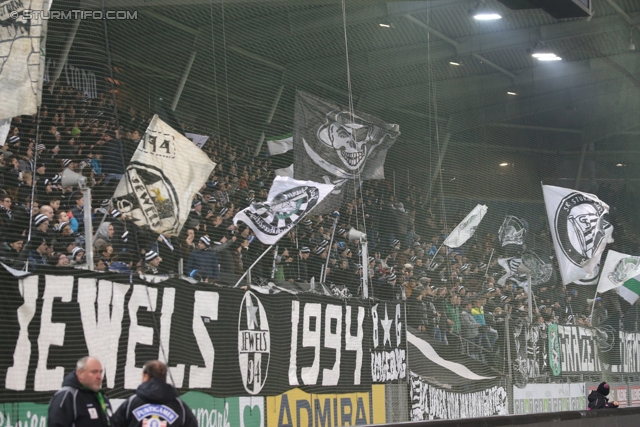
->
[2, 83, 640, 365]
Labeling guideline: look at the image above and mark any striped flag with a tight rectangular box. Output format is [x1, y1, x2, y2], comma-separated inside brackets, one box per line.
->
[233, 176, 334, 245]
[597, 249, 640, 304]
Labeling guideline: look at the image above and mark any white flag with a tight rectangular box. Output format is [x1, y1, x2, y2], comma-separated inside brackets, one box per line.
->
[111, 115, 216, 237]
[0, 0, 46, 118]
[497, 257, 527, 289]
[443, 204, 487, 248]
[185, 132, 209, 148]
[542, 185, 613, 285]
[233, 176, 334, 245]
[597, 250, 640, 294]
[266, 134, 293, 155]
[0, 118, 11, 146]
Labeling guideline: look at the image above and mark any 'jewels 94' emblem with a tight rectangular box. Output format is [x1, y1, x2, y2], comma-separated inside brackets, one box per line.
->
[238, 291, 270, 395]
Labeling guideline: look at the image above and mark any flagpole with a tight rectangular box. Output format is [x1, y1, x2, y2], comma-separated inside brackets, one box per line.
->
[271, 245, 278, 279]
[234, 244, 275, 288]
[429, 244, 444, 268]
[589, 289, 599, 323]
[321, 215, 339, 283]
[485, 248, 495, 278]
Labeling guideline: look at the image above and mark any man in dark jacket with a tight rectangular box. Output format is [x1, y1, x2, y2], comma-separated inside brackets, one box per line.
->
[587, 382, 619, 409]
[185, 236, 219, 281]
[112, 360, 197, 427]
[48, 356, 112, 427]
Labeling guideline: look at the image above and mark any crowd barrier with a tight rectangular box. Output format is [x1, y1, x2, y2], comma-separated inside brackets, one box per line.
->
[1, 268, 639, 426]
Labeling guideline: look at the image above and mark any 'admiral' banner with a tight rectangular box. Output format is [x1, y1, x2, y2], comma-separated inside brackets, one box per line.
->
[233, 176, 334, 245]
[542, 185, 613, 285]
[293, 91, 400, 214]
[0, 269, 405, 404]
[112, 115, 216, 237]
[266, 386, 385, 427]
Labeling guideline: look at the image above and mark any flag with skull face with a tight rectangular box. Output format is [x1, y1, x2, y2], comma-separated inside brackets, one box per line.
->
[293, 91, 400, 213]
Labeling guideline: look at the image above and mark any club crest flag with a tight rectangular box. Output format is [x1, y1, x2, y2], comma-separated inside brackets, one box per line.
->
[233, 176, 335, 245]
[293, 91, 399, 214]
[542, 185, 613, 285]
[111, 115, 216, 237]
[497, 257, 527, 289]
[597, 250, 640, 304]
[443, 204, 487, 248]
[498, 215, 528, 246]
[0, 0, 46, 118]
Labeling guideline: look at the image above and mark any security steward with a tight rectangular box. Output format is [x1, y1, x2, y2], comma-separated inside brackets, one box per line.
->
[111, 360, 197, 427]
[48, 356, 112, 427]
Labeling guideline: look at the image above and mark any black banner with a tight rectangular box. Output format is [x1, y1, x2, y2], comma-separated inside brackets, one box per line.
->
[0, 268, 405, 403]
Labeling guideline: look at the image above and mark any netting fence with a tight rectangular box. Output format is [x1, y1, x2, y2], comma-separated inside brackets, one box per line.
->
[1, 0, 640, 424]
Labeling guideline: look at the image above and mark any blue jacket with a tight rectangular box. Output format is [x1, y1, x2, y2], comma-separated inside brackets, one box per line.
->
[185, 249, 220, 280]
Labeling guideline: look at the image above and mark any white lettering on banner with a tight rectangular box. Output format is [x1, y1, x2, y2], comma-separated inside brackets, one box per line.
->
[289, 302, 366, 386]
[5, 276, 39, 391]
[125, 285, 158, 389]
[289, 301, 300, 386]
[158, 288, 185, 388]
[301, 303, 322, 385]
[194, 402, 230, 427]
[43, 58, 98, 98]
[78, 279, 129, 389]
[322, 304, 342, 386]
[370, 303, 406, 382]
[410, 372, 508, 420]
[189, 291, 218, 388]
[345, 306, 364, 385]
[558, 325, 604, 373]
[622, 333, 640, 373]
[34, 276, 74, 391]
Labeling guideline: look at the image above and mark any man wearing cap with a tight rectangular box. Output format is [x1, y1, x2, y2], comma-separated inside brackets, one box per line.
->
[26, 237, 49, 267]
[185, 236, 220, 282]
[294, 247, 311, 282]
[141, 251, 163, 275]
[0, 234, 25, 267]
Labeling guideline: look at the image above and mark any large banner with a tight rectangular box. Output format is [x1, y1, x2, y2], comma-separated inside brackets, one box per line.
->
[266, 386, 385, 427]
[0, 269, 405, 404]
[409, 372, 508, 420]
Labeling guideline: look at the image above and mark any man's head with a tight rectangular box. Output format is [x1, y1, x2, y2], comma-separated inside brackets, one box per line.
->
[142, 360, 167, 383]
[40, 205, 54, 221]
[76, 356, 103, 392]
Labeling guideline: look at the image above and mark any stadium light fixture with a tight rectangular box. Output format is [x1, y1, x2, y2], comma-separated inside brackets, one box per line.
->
[449, 61, 462, 66]
[378, 22, 393, 28]
[473, 12, 502, 20]
[500, 162, 509, 167]
[507, 91, 517, 96]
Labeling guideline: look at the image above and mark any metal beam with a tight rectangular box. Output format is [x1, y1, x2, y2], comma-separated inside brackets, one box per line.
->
[603, 0, 632, 24]
[138, 10, 200, 36]
[487, 123, 583, 134]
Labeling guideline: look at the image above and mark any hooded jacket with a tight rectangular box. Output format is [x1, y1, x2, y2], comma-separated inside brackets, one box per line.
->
[48, 371, 113, 427]
[587, 382, 617, 409]
[111, 379, 197, 427]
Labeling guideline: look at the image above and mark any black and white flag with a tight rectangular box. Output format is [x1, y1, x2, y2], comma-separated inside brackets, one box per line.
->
[498, 215, 528, 246]
[0, 0, 46, 118]
[443, 204, 487, 248]
[293, 91, 400, 213]
[497, 257, 528, 288]
[543, 185, 613, 285]
[233, 176, 334, 245]
[111, 115, 216, 237]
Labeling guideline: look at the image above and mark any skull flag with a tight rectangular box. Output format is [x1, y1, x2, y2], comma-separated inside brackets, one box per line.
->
[293, 91, 400, 214]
